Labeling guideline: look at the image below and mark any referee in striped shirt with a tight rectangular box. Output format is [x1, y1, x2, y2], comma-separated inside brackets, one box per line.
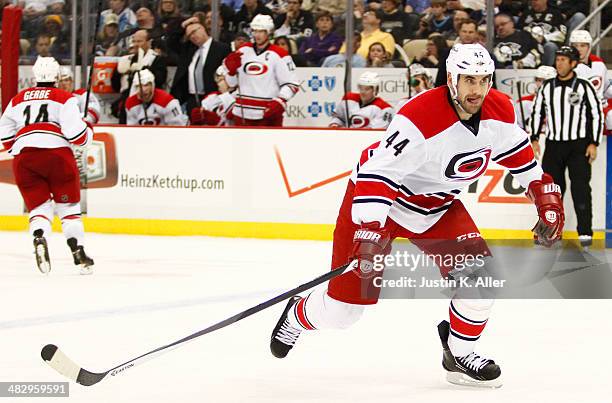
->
[530, 46, 604, 247]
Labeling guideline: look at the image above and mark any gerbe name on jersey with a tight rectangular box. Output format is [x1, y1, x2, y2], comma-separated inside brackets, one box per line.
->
[23, 89, 51, 101]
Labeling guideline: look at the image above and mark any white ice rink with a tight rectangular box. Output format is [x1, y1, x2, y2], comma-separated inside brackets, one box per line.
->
[1, 230, 611, 403]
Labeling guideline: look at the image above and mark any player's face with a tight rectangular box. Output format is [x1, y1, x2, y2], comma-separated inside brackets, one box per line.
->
[253, 29, 270, 47]
[136, 83, 154, 103]
[58, 77, 73, 92]
[358, 85, 376, 103]
[555, 55, 576, 78]
[455, 74, 490, 114]
[572, 42, 590, 62]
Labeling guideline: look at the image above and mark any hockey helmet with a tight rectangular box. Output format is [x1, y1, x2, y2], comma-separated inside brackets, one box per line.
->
[58, 66, 73, 81]
[535, 65, 556, 80]
[32, 56, 60, 84]
[569, 29, 592, 46]
[358, 71, 381, 89]
[555, 45, 580, 62]
[409, 63, 432, 82]
[250, 14, 275, 33]
[446, 43, 495, 100]
[133, 69, 156, 87]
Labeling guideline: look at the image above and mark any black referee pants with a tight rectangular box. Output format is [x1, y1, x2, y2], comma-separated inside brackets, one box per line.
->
[541, 139, 592, 236]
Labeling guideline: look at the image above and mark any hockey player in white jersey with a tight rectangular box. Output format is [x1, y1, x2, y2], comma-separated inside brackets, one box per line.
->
[514, 65, 556, 130]
[190, 66, 236, 126]
[395, 63, 434, 112]
[329, 72, 393, 129]
[269, 44, 565, 388]
[125, 69, 188, 126]
[57, 67, 101, 124]
[221, 14, 299, 127]
[570, 30, 609, 104]
[0, 57, 95, 274]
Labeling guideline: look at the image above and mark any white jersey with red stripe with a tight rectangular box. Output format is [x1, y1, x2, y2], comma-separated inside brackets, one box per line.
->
[351, 86, 543, 233]
[330, 93, 393, 129]
[73, 88, 101, 124]
[0, 86, 92, 156]
[575, 54, 609, 104]
[201, 91, 236, 126]
[125, 88, 188, 126]
[514, 93, 535, 131]
[224, 43, 299, 120]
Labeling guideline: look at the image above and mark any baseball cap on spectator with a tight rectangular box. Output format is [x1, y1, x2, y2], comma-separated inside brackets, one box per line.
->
[104, 13, 119, 26]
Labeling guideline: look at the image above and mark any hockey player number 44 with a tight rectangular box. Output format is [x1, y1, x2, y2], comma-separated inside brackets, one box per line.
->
[385, 130, 409, 157]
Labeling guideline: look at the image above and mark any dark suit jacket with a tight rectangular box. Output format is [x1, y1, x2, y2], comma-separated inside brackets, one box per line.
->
[170, 39, 231, 107]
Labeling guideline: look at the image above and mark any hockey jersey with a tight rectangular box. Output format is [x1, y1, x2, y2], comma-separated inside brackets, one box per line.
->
[201, 91, 236, 126]
[352, 86, 542, 233]
[330, 93, 393, 129]
[575, 54, 609, 104]
[514, 93, 535, 131]
[73, 88, 101, 124]
[224, 43, 299, 120]
[125, 88, 188, 126]
[0, 87, 93, 156]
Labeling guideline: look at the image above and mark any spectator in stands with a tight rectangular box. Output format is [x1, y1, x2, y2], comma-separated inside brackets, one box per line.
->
[414, 34, 448, 68]
[404, 0, 431, 14]
[97, 13, 121, 56]
[169, 17, 231, 115]
[493, 12, 540, 69]
[518, 0, 566, 66]
[126, 69, 188, 126]
[266, 0, 289, 16]
[233, 0, 273, 35]
[273, 0, 314, 44]
[274, 36, 307, 66]
[298, 11, 343, 66]
[329, 72, 393, 129]
[158, 0, 184, 29]
[112, 29, 168, 122]
[321, 31, 367, 67]
[456, 18, 478, 44]
[47, 0, 65, 14]
[551, 0, 588, 34]
[380, 0, 416, 44]
[413, 13, 432, 39]
[366, 42, 394, 67]
[223, 0, 244, 13]
[100, 0, 137, 33]
[342, 9, 395, 60]
[428, 0, 453, 37]
[28, 33, 53, 59]
[205, 8, 236, 45]
[40, 14, 69, 60]
[449, 9, 469, 40]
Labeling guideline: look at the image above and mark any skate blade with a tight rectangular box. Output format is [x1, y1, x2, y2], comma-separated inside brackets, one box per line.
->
[35, 245, 51, 274]
[79, 265, 94, 275]
[446, 371, 502, 388]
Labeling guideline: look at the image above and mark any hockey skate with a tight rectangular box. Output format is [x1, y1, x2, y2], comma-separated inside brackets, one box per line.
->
[67, 238, 94, 275]
[437, 320, 502, 388]
[33, 229, 51, 274]
[270, 296, 302, 358]
[579, 235, 592, 250]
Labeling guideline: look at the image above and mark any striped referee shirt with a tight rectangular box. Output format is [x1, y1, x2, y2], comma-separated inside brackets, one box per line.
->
[530, 73, 604, 145]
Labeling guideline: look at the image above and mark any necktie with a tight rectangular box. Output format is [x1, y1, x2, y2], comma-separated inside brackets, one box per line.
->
[194, 50, 205, 94]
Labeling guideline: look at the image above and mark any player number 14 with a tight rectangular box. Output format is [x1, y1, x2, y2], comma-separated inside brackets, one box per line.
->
[385, 130, 409, 156]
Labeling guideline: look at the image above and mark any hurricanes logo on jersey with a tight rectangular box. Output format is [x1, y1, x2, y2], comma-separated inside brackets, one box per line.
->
[444, 147, 492, 182]
[349, 115, 370, 128]
[243, 62, 269, 76]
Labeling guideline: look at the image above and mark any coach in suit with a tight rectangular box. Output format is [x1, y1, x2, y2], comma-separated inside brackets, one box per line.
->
[169, 18, 231, 116]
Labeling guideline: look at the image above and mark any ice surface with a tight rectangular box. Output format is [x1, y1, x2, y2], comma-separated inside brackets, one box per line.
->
[0, 230, 610, 403]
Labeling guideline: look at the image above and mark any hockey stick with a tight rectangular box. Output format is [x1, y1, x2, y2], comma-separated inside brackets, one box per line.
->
[516, 80, 527, 130]
[41, 261, 353, 386]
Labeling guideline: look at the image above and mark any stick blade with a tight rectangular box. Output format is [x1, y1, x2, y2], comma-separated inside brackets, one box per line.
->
[41, 344, 107, 386]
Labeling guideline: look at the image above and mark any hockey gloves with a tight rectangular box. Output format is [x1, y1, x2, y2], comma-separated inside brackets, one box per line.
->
[190, 107, 220, 126]
[263, 98, 287, 120]
[350, 222, 390, 277]
[223, 51, 243, 76]
[526, 173, 564, 247]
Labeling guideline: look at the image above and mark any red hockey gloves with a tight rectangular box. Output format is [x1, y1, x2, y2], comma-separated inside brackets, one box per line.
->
[350, 222, 390, 277]
[190, 107, 220, 126]
[223, 51, 242, 76]
[263, 98, 287, 120]
[526, 173, 565, 247]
